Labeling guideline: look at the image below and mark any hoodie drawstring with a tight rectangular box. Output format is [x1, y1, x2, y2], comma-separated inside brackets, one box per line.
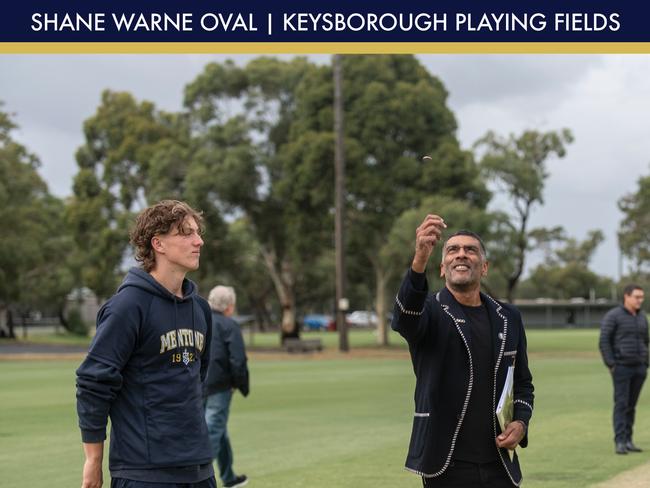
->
[176, 296, 198, 368]
[191, 299, 197, 359]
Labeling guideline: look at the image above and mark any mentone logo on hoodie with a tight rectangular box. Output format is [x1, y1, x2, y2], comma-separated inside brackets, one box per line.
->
[159, 328, 206, 364]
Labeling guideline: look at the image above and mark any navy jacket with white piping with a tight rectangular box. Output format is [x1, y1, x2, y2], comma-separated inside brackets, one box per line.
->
[76, 268, 213, 476]
[392, 269, 534, 486]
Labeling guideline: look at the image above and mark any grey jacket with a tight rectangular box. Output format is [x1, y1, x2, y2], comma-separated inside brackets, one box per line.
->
[599, 305, 649, 368]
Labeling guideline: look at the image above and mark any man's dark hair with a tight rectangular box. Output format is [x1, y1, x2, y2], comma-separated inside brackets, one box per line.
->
[443, 230, 487, 258]
[623, 284, 643, 296]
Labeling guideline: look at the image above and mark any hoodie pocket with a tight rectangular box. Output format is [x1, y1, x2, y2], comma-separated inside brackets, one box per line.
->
[146, 395, 211, 465]
[144, 369, 212, 465]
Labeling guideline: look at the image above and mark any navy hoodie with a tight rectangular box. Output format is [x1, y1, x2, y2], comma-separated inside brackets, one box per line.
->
[76, 268, 214, 481]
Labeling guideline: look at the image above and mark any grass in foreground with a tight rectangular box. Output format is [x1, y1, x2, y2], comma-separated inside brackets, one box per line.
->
[1, 329, 648, 487]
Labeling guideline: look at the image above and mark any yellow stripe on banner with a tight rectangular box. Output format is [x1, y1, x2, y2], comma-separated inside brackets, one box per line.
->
[2, 42, 650, 54]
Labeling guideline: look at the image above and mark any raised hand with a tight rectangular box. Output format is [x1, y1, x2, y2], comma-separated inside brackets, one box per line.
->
[412, 214, 446, 273]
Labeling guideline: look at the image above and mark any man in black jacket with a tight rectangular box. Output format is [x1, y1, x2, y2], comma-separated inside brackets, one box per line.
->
[599, 284, 649, 454]
[392, 215, 534, 487]
[205, 285, 249, 488]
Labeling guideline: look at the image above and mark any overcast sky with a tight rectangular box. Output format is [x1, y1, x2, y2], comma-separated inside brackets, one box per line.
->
[1, 53, 649, 282]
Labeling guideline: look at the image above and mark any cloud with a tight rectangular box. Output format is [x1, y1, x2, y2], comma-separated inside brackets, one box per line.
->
[419, 54, 605, 108]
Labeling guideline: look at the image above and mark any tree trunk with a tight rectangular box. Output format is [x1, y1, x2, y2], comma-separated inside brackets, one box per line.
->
[259, 245, 298, 343]
[6, 307, 15, 339]
[279, 305, 297, 342]
[375, 266, 389, 346]
[0, 305, 12, 338]
[58, 306, 70, 332]
[507, 201, 532, 302]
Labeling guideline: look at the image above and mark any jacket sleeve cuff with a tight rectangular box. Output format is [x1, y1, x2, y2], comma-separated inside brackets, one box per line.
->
[513, 398, 533, 423]
[519, 431, 529, 448]
[408, 268, 427, 291]
[81, 428, 106, 443]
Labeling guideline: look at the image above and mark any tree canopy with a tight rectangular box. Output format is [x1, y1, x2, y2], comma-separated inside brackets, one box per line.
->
[475, 128, 574, 301]
[519, 230, 614, 299]
[0, 104, 73, 336]
[618, 172, 650, 275]
[5, 56, 630, 342]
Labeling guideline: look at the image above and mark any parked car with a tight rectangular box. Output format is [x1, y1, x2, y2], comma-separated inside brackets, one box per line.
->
[345, 310, 378, 328]
[302, 314, 334, 331]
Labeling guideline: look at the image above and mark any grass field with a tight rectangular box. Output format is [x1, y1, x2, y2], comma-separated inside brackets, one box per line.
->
[1, 329, 649, 487]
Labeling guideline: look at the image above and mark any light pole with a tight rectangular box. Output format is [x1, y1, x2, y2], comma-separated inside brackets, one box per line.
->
[333, 54, 349, 352]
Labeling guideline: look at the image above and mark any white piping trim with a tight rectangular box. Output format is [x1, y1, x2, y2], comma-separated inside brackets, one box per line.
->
[395, 295, 425, 316]
[485, 294, 522, 487]
[414, 412, 430, 417]
[405, 466, 428, 476]
[514, 399, 533, 412]
[419, 303, 474, 478]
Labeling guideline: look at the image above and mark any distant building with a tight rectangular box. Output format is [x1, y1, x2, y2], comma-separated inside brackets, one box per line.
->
[66, 287, 101, 330]
[514, 298, 619, 328]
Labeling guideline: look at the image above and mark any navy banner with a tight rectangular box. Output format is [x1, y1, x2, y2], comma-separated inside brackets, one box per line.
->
[1, 0, 648, 44]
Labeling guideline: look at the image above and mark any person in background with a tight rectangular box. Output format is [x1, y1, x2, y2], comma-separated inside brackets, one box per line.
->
[599, 284, 649, 454]
[205, 285, 250, 488]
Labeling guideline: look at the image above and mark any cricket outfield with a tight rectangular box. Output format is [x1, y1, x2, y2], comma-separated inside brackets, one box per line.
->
[0, 329, 648, 487]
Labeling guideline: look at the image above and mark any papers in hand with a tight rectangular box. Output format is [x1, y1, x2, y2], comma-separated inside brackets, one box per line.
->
[496, 365, 515, 461]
